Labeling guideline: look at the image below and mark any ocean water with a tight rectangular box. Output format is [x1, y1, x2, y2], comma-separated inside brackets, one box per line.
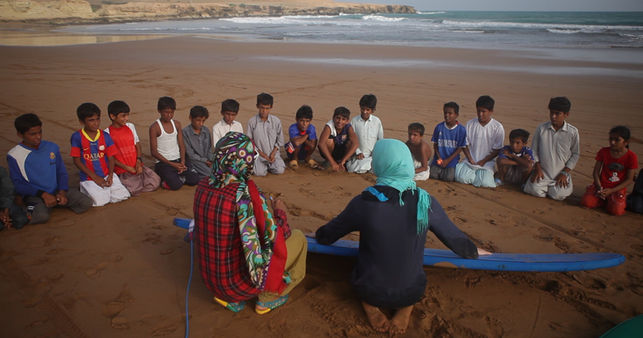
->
[55, 11, 643, 77]
[59, 11, 643, 50]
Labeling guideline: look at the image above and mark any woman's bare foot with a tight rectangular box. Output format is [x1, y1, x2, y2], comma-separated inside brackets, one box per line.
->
[361, 301, 389, 333]
[390, 305, 413, 335]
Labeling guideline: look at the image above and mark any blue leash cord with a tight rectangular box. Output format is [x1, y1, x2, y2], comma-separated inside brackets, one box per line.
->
[185, 231, 194, 338]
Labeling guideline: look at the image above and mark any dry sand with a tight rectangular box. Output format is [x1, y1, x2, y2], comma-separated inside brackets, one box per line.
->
[0, 35, 642, 337]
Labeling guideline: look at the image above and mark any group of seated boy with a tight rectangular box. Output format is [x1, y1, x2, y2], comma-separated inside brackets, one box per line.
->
[1, 92, 640, 230]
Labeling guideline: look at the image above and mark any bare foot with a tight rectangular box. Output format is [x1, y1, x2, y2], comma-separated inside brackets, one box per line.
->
[361, 301, 389, 333]
[390, 305, 413, 335]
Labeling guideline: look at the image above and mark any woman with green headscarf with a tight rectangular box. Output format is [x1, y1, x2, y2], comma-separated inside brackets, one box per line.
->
[315, 139, 488, 335]
[193, 132, 307, 314]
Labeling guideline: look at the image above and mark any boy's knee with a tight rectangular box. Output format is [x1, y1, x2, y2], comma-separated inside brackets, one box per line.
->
[184, 172, 200, 186]
[10, 205, 29, 229]
[523, 181, 546, 197]
[547, 189, 571, 201]
[627, 195, 643, 213]
[167, 180, 184, 190]
[29, 208, 51, 224]
[253, 166, 268, 176]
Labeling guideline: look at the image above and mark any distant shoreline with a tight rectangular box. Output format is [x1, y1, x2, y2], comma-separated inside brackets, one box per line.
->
[0, 1, 416, 26]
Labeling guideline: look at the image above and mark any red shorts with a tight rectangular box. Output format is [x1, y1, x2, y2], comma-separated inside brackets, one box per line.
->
[581, 184, 626, 216]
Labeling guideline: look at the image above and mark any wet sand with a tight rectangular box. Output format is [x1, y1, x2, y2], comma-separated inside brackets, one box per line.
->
[0, 36, 641, 337]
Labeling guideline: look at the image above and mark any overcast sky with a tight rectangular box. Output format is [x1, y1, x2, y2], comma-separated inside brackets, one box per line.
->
[353, 0, 643, 11]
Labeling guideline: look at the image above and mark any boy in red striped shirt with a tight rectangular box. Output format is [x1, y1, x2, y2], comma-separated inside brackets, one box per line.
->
[71, 103, 130, 206]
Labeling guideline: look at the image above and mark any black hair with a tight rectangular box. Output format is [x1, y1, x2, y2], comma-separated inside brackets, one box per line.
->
[359, 94, 377, 109]
[256, 93, 273, 107]
[76, 102, 101, 121]
[190, 105, 209, 118]
[509, 128, 530, 143]
[548, 96, 571, 113]
[475, 95, 495, 111]
[333, 106, 351, 119]
[610, 125, 631, 143]
[443, 101, 460, 114]
[107, 100, 130, 118]
[14, 113, 42, 134]
[408, 122, 425, 136]
[221, 99, 240, 113]
[296, 105, 313, 120]
[157, 96, 176, 111]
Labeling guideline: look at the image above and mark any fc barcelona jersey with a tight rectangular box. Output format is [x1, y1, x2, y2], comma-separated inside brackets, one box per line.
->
[70, 129, 117, 181]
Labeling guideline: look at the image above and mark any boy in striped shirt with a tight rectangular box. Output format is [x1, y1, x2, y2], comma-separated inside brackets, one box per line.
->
[71, 103, 130, 206]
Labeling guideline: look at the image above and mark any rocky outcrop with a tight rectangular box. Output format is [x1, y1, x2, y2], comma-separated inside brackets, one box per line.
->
[0, 0, 416, 24]
[0, 0, 94, 21]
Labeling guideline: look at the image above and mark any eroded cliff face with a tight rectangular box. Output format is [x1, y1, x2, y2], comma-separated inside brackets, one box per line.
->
[0, 0, 416, 23]
[0, 0, 95, 21]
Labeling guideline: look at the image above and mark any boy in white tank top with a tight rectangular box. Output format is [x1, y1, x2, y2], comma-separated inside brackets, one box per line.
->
[149, 96, 199, 190]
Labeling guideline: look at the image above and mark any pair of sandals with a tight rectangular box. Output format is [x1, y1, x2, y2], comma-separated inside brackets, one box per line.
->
[214, 295, 289, 315]
[289, 159, 320, 170]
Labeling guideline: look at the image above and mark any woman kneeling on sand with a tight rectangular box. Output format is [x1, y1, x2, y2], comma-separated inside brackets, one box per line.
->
[193, 132, 307, 314]
[315, 139, 489, 334]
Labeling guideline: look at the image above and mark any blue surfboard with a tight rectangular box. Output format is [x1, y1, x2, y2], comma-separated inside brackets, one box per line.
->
[174, 218, 625, 272]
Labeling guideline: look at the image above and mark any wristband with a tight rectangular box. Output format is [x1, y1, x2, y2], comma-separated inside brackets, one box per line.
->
[560, 171, 570, 177]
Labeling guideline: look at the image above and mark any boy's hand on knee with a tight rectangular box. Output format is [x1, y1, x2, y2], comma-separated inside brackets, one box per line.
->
[532, 166, 544, 183]
[94, 176, 107, 188]
[1, 208, 12, 228]
[55, 191, 68, 206]
[555, 173, 569, 188]
[41, 192, 58, 207]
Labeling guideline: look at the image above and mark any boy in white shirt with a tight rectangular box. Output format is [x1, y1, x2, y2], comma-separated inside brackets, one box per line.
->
[346, 94, 384, 173]
[212, 99, 243, 147]
[456, 95, 505, 188]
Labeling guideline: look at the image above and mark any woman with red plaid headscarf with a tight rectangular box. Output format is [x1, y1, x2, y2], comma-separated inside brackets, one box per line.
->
[193, 132, 307, 314]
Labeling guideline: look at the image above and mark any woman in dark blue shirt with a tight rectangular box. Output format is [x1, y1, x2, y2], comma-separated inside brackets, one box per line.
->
[315, 139, 489, 335]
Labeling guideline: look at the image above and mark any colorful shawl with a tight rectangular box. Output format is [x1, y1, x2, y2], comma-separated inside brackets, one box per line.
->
[210, 132, 287, 292]
[370, 139, 431, 235]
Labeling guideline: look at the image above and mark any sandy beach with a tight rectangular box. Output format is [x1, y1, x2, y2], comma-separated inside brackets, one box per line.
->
[0, 35, 642, 337]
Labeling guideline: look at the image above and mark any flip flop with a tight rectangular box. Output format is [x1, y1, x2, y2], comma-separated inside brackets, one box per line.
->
[255, 294, 289, 315]
[214, 297, 246, 313]
[289, 160, 299, 169]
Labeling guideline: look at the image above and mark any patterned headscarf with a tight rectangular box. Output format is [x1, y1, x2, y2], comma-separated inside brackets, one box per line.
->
[210, 132, 279, 289]
[370, 139, 431, 235]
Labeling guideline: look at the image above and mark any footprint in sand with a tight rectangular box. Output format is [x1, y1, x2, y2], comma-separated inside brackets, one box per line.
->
[152, 323, 178, 336]
[143, 232, 162, 244]
[43, 235, 60, 247]
[111, 316, 129, 329]
[485, 315, 505, 337]
[166, 207, 180, 216]
[159, 248, 174, 255]
[85, 262, 108, 278]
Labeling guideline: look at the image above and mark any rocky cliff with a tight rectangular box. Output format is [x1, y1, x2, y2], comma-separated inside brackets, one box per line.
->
[0, 0, 416, 24]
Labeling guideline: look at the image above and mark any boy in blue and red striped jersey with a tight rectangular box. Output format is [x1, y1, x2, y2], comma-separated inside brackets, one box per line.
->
[71, 103, 130, 207]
